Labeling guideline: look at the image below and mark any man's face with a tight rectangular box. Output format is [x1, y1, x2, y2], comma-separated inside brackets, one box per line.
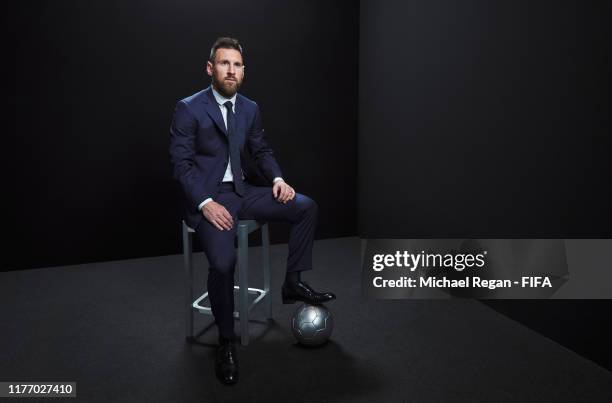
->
[206, 48, 244, 98]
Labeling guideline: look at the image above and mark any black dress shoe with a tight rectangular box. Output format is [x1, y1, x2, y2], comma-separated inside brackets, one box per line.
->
[215, 338, 239, 385]
[281, 280, 336, 305]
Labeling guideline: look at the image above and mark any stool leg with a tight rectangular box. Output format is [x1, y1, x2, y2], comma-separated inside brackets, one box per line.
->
[182, 222, 194, 341]
[261, 223, 272, 320]
[238, 223, 249, 346]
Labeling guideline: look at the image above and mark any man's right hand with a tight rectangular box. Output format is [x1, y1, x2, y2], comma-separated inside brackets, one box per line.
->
[202, 201, 234, 231]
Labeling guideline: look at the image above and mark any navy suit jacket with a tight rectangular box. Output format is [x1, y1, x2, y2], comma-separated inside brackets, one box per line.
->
[169, 86, 283, 229]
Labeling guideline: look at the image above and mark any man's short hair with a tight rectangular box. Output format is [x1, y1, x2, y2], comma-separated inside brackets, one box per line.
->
[209, 37, 243, 62]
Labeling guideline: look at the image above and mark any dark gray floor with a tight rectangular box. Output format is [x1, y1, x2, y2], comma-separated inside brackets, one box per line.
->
[1, 237, 611, 402]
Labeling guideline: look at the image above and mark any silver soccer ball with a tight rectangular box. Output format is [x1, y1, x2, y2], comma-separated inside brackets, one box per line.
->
[291, 304, 334, 346]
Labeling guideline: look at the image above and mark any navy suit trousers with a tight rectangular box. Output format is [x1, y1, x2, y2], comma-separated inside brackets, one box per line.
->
[194, 182, 318, 338]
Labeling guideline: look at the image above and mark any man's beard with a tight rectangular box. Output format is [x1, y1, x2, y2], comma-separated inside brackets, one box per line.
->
[213, 76, 241, 98]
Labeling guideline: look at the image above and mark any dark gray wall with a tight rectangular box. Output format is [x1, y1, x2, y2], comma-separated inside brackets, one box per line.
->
[359, 0, 611, 237]
[8, 0, 358, 271]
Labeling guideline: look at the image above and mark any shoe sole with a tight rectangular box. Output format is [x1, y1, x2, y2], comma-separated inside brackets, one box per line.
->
[282, 294, 335, 305]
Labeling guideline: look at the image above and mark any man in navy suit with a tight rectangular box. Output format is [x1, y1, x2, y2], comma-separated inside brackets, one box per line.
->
[169, 37, 335, 385]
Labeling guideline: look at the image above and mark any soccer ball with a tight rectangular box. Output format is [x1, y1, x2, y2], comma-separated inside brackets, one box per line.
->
[291, 304, 334, 346]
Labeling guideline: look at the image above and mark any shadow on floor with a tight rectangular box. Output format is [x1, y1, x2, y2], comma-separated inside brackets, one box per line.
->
[181, 320, 384, 401]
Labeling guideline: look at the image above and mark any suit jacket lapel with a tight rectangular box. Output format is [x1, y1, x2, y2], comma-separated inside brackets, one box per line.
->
[202, 87, 228, 137]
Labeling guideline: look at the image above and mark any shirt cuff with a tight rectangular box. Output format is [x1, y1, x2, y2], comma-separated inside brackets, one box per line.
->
[273, 177, 284, 184]
[198, 198, 213, 210]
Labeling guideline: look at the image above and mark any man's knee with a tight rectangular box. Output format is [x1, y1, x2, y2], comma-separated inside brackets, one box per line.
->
[295, 194, 318, 216]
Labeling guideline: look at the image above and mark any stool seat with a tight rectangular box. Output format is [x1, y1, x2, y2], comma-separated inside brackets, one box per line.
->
[183, 219, 272, 346]
[184, 219, 262, 234]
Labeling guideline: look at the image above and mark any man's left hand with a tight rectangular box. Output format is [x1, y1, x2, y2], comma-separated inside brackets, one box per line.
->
[272, 180, 295, 204]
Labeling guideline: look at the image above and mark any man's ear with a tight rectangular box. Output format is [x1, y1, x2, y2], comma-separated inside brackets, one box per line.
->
[205, 61, 213, 77]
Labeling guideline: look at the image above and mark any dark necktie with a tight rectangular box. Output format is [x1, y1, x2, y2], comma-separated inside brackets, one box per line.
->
[224, 101, 245, 195]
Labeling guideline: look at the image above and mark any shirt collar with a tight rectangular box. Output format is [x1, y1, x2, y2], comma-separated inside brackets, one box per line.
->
[211, 86, 237, 107]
